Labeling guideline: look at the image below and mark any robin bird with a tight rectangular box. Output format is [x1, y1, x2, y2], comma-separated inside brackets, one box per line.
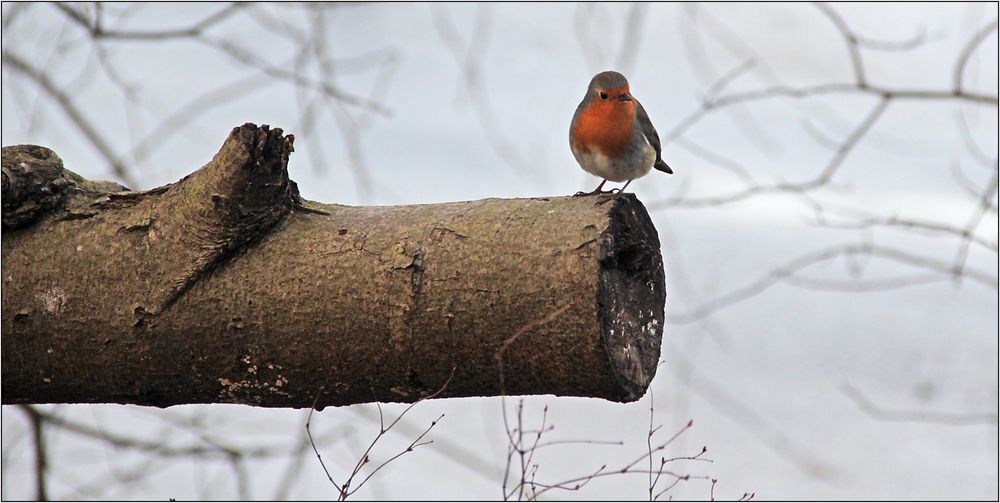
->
[569, 71, 672, 196]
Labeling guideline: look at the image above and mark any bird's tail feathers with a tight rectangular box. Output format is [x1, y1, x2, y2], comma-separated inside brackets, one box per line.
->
[654, 159, 673, 174]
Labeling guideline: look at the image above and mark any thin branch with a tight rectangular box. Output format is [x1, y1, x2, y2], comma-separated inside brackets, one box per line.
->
[305, 392, 344, 494]
[193, 33, 391, 115]
[704, 58, 757, 100]
[843, 384, 999, 426]
[528, 420, 707, 499]
[1, 2, 32, 30]
[647, 393, 656, 501]
[273, 411, 330, 500]
[671, 242, 997, 324]
[433, 5, 541, 184]
[345, 413, 446, 498]
[673, 137, 757, 186]
[347, 403, 497, 484]
[705, 83, 997, 109]
[783, 273, 950, 291]
[950, 161, 999, 211]
[676, 5, 784, 152]
[950, 162, 999, 278]
[654, 96, 889, 209]
[62, 456, 165, 500]
[17, 406, 47, 501]
[955, 107, 998, 168]
[854, 26, 941, 51]
[814, 2, 866, 86]
[132, 72, 276, 163]
[54, 2, 247, 41]
[1, 50, 137, 187]
[228, 453, 249, 500]
[615, 3, 648, 76]
[308, 369, 455, 500]
[809, 205, 999, 253]
[953, 19, 999, 93]
[531, 439, 624, 449]
[25, 406, 286, 459]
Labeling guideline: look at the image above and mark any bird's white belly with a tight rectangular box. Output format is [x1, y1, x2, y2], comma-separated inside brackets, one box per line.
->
[572, 141, 655, 182]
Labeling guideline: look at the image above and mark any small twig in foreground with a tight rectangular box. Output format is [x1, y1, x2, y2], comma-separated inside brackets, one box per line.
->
[307, 368, 455, 500]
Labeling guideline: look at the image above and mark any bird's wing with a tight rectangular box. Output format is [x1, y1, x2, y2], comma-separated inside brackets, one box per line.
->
[635, 100, 673, 174]
[634, 101, 662, 157]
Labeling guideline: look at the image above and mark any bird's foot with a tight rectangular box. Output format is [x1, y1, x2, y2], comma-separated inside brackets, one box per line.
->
[595, 194, 615, 205]
[595, 190, 629, 206]
[573, 189, 615, 197]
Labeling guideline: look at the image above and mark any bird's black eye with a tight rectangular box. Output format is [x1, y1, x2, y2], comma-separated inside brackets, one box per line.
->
[599, 92, 608, 100]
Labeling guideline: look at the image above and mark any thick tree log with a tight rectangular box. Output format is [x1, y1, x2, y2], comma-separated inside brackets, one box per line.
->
[1, 123, 666, 408]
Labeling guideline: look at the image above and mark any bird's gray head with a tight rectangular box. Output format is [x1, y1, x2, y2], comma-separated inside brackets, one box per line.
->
[588, 71, 629, 92]
[583, 71, 632, 104]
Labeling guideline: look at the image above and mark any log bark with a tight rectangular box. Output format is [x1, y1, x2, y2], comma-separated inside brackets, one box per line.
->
[1, 123, 666, 408]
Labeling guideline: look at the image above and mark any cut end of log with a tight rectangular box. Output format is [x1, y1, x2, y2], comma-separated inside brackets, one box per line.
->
[598, 194, 666, 401]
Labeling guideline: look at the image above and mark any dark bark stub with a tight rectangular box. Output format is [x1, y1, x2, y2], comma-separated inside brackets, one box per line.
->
[598, 198, 666, 400]
[2, 123, 666, 408]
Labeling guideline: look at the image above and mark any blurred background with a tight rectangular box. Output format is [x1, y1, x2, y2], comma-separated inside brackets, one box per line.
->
[1, 2, 997, 500]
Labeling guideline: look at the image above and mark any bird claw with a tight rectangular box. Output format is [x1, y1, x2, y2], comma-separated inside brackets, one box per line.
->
[573, 189, 615, 197]
[595, 194, 616, 206]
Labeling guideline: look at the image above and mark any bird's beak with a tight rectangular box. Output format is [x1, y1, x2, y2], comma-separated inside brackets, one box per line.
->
[618, 93, 632, 102]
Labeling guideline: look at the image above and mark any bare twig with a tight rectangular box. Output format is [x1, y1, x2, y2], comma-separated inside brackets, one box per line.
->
[672, 242, 997, 324]
[500, 391, 715, 502]
[25, 406, 287, 459]
[814, 2, 866, 86]
[854, 26, 941, 51]
[950, 162, 999, 279]
[809, 204, 999, 252]
[704, 83, 997, 109]
[308, 369, 455, 500]
[17, 406, 47, 501]
[843, 384, 999, 426]
[616, 3, 649, 76]
[654, 96, 890, 209]
[53, 2, 247, 42]
[2, 50, 137, 187]
[527, 419, 711, 500]
[953, 19, 999, 93]
[347, 404, 496, 484]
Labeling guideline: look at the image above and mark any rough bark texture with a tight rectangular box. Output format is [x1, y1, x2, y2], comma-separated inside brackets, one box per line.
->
[2, 123, 666, 409]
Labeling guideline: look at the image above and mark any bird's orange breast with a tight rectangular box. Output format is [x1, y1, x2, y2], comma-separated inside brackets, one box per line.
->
[571, 96, 636, 157]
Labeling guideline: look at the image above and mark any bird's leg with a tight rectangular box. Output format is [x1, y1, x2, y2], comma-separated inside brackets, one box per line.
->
[574, 179, 610, 197]
[609, 179, 633, 194]
[598, 179, 634, 205]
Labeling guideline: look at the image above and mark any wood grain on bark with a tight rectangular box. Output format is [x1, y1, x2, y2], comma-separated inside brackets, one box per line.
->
[1, 123, 666, 408]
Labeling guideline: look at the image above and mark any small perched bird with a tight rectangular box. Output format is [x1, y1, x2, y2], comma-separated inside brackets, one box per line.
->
[569, 71, 672, 196]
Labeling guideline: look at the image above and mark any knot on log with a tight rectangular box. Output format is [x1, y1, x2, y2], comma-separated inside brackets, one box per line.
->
[157, 123, 299, 310]
[1, 145, 127, 229]
[178, 122, 298, 233]
[0, 123, 300, 317]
